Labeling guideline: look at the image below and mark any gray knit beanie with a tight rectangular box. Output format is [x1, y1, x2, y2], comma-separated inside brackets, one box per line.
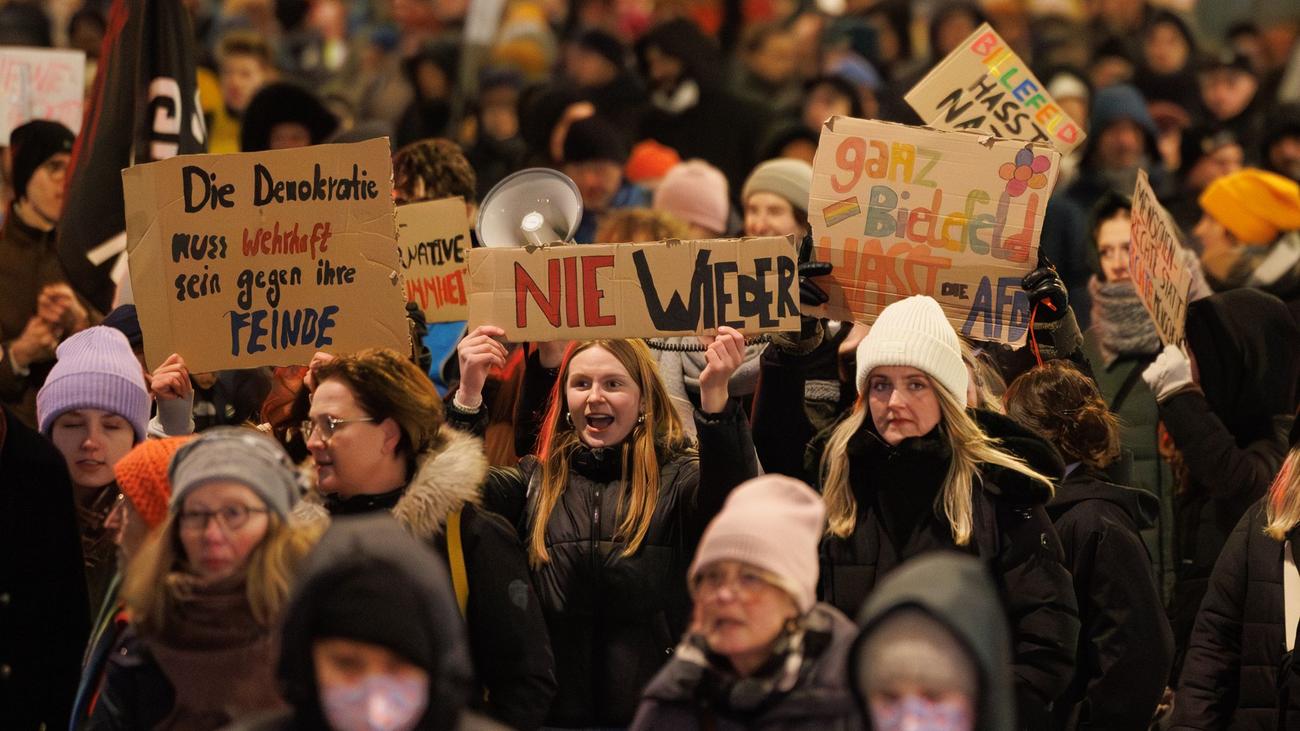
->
[741, 158, 813, 214]
[168, 427, 301, 518]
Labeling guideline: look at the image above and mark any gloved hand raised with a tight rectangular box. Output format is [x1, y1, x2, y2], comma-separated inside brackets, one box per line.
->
[1141, 343, 1195, 402]
[1022, 253, 1068, 324]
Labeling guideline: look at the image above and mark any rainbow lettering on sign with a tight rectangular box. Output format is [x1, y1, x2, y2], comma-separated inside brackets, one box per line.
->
[968, 31, 1081, 146]
[823, 197, 862, 227]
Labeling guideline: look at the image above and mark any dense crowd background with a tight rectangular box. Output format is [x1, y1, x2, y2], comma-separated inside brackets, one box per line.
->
[4, 0, 1300, 730]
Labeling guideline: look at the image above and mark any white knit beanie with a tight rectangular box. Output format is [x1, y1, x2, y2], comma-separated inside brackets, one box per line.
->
[855, 295, 968, 406]
[689, 475, 825, 613]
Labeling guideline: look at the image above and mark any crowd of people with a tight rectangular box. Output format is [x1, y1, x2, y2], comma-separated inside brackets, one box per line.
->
[4, 0, 1300, 730]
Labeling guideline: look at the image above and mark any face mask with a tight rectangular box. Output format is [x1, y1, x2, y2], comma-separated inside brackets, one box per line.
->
[871, 694, 974, 731]
[321, 674, 429, 731]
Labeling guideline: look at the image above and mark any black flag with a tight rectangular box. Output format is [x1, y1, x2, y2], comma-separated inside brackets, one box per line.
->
[57, 0, 206, 312]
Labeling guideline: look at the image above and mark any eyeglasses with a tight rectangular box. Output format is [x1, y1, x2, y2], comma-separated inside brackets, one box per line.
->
[178, 504, 269, 532]
[301, 415, 375, 442]
[692, 565, 777, 602]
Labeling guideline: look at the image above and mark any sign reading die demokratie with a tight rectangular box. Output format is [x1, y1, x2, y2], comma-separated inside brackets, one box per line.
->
[809, 117, 1060, 346]
[905, 23, 1085, 155]
[1130, 169, 1191, 346]
[467, 237, 800, 340]
[396, 197, 471, 323]
[123, 139, 410, 371]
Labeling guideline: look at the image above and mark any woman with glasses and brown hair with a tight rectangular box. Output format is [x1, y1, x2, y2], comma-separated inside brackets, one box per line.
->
[300, 348, 556, 731]
[87, 427, 318, 730]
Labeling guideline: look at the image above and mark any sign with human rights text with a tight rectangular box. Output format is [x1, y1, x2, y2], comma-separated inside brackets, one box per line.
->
[808, 116, 1060, 345]
[1130, 170, 1191, 346]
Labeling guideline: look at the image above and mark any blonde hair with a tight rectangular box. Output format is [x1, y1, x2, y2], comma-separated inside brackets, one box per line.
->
[593, 207, 693, 244]
[124, 511, 320, 636]
[1265, 448, 1300, 542]
[529, 339, 692, 566]
[820, 381, 1054, 544]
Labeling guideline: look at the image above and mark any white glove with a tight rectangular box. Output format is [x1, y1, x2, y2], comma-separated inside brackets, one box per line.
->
[1141, 343, 1195, 402]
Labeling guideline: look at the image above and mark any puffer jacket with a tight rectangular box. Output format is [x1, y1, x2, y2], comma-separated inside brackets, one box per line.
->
[1171, 500, 1300, 730]
[464, 399, 759, 727]
[1046, 468, 1173, 730]
[296, 428, 556, 731]
[804, 410, 1079, 729]
[628, 603, 863, 731]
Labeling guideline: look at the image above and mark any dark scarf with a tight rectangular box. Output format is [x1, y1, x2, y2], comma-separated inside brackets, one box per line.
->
[1088, 276, 1162, 365]
[848, 425, 951, 553]
[147, 574, 286, 730]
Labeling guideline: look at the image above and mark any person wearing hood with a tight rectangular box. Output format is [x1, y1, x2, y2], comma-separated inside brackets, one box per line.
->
[635, 18, 772, 193]
[224, 513, 503, 731]
[1170, 439, 1300, 729]
[1139, 289, 1300, 659]
[1135, 10, 1202, 121]
[851, 553, 1016, 731]
[1082, 192, 1178, 596]
[629, 475, 863, 731]
[0, 404, 89, 730]
[300, 348, 555, 730]
[240, 82, 340, 152]
[36, 326, 151, 616]
[1063, 84, 1171, 215]
[786, 295, 1079, 728]
[449, 327, 760, 728]
[1004, 361, 1174, 730]
[1194, 168, 1300, 318]
[563, 28, 646, 135]
[89, 428, 319, 729]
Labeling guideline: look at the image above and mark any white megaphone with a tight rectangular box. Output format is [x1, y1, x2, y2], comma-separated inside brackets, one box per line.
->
[476, 168, 584, 247]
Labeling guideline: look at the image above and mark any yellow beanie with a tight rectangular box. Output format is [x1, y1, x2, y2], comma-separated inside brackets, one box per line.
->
[1198, 169, 1300, 245]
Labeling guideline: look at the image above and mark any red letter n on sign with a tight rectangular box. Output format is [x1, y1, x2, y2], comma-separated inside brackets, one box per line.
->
[515, 260, 562, 328]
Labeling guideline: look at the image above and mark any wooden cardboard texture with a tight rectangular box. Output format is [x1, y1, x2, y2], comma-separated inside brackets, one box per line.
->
[468, 237, 801, 340]
[1130, 170, 1191, 346]
[396, 197, 471, 323]
[0, 47, 84, 145]
[809, 117, 1059, 345]
[905, 23, 1085, 154]
[123, 139, 410, 371]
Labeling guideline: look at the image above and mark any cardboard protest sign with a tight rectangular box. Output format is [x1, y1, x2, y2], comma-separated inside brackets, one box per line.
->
[1130, 170, 1191, 346]
[123, 139, 410, 372]
[905, 23, 1084, 155]
[808, 117, 1060, 345]
[0, 47, 85, 145]
[467, 237, 800, 340]
[396, 197, 471, 323]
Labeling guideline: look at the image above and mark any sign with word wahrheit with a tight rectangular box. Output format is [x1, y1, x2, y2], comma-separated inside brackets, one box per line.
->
[396, 197, 470, 323]
[0, 47, 85, 145]
[905, 24, 1084, 154]
[809, 117, 1060, 345]
[1130, 170, 1190, 346]
[123, 139, 410, 371]
[467, 237, 800, 340]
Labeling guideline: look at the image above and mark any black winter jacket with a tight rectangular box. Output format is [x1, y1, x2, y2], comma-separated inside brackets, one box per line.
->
[1045, 468, 1173, 730]
[1170, 501, 1300, 730]
[804, 410, 1080, 729]
[0, 406, 90, 730]
[299, 428, 557, 730]
[453, 382, 759, 727]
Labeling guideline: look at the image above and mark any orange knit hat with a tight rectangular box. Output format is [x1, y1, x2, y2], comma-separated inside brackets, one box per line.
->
[625, 140, 681, 184]
[1198, 169, 1300, 245]
[113, 436, 195, 529]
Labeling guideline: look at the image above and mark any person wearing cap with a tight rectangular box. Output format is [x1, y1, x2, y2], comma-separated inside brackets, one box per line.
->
[1166, 125, 1245, 234]
[239, 82, 340, 152]
[89, 427, 319, 730]
[851, 553, 1016, 731]
[741, 157, 812, 240]
[653, 159, 729, 240]
[1, 119, 100, 430]
[562, 115, 651, 244]
[1198, 50, 1264, 159]
[784, 295, 1078, 727]
[625, 140, 681, 193]
[36, 326, 151, 616]
[301, 348, 555, 730]
[629, 475, 863, 731]
[70, 436, 194, 730]
[1171, 438, 1300, 728]
[1194, 168, 1300, 316]
[224, 514, 498, 731]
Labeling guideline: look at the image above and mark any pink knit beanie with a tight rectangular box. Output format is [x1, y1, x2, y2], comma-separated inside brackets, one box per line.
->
[653, 159, 730, 236]
[689, 475, 825, 612]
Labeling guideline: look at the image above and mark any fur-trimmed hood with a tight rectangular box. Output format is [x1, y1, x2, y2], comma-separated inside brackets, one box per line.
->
[294, 427, 490, 540]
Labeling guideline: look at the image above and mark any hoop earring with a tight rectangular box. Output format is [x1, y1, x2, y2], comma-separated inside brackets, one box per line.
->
[564, 412, 573, 428]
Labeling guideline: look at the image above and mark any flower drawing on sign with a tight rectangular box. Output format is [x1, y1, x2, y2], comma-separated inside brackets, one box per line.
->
[998, 148, 1050, 197]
